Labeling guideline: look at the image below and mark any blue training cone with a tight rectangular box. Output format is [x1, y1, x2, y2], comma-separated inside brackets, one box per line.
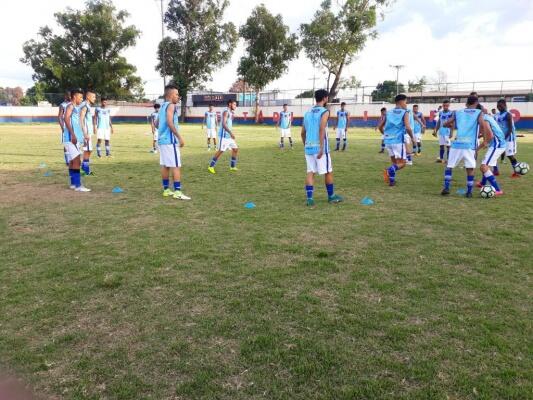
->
[112, 186, 124, 194]
[244, 202, 256, 209]
[360, 196, 375, 206]
[43, 171, 53, 177]
[456, 188, 466, 195]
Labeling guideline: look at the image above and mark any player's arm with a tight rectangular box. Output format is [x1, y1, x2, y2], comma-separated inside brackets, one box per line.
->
[378, 115, 386, 134]
[345, 112, 350, 132]
[420, 113, 426, 130]
[64, 105, 77, 144]
[404, 112, 415, 143]
[202, 113, 206, 129]
[505, 112, 513, 139]
[317, 110, 329, 159]
[222, 110, 233, 139]
[167, 104, 184, 147]
[289, 112, 293, 128]
[80, 106, 89, 140]
[433, 117, 440, 136]
[109, 113, 114, 134]
[58, 106, 65, 131]
[300, 125, 306, 144]
[92, 112, 97, 135]
[275, 113, 280, 128]
[150, 115, 156, 134]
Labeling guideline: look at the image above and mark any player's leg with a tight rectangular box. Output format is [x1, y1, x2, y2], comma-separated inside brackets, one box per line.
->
[69, 144, 90, 192]
[341, 130, 347, 151]
[279, 135, 284, 149]
[287, 129, 293, 148]
[208, 140, 224, 173]
[81, 138, 92, 176]
[305, 171, 315, 207]
[96, 138, 102, 158]
[104, 139, 111, 156]
[417, 137, 422, 154]
[442, 148, 460, 195]
[464, 150, 477, 197]
[230, 147, 239, 171]
[335, 129, 341, 151]
[379, 135, 385, 153]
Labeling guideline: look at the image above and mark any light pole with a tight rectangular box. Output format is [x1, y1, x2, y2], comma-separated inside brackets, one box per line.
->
[159, 0, 167, 89]
[389, 64, 405, 95]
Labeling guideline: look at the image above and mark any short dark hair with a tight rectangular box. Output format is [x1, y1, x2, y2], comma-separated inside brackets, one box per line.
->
[101, 96, 108, 102]
[283, 103, 288, 107]
[380, 107, 387, 112]
[208, 104, 214, 107]
[227, 99, 237, 106]
[70, 88, 83, 97]
[470, 91, 478, 96]
[491, 108, 496, 112]
[314, 89, 329, 102]
[413, 104, 419, 108]
[85, 89, 95, 95]
[497, 98, 506, 106]
[443, 100, 450, 104]
[341, 102, 346, 106]
[476, 103, 483, 110]
[154, 103, 161, 109]
[164, 84, 178, 96]
[466, 95, 478, 106]
[394, 94, 407, 102]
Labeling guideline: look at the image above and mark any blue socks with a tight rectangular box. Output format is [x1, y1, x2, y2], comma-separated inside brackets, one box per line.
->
[105, 145, 111, 156]
[407, 154, 412, 162]
[68, 169, 74, 185]
[335, 138, 340, 150]
[417, 142, 422, 153]
[388, 164, 399, 184]
[162, 179, 169, 190]
[209, 157, 218, 167]
[381, 140, 385, 151]
[306, 185, 313, 199]
[326, 183, 334, 197]
[173, 181, 181, 191]
[492, 165, 499, 174]
[82, 159, 90, 175]
[467, 175, 474, 194]
[96, 144, 101, 157]
[439, 146, 444, 160]
[485, 171, 500, 191]
[342, 139, 347, 151]
[72, 169, 81, 188]
[230, 157, 237, 168]
[444, 168, 452, 190]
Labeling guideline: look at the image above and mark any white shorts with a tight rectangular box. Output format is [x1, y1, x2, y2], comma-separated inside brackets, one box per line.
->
[206, 128, 217, 139]
[97, 128, 111, 140]
[505, 139, 517, 156]
[385, 143, 406, 159]
[218, 137, 238, 152]
[336, 128, 347, 139]
[482, 146, 506, 167]
[414, 133, 422, 142]
[447, 148, 476, 169]
[438, 135, 451, 146]
[64, 142, 81, 162]
[152, 131, 158, 141]
[82, 136, 93, 152]
[305, 153, 333, 175]
[159, 144, 181, 168]
[280, 128, 291, 138]
[404, 134, 412, 145]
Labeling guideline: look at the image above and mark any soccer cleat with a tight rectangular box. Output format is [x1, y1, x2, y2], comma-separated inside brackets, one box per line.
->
[407, 160, 413, 166]
[207, 166, 216, 174]
[306, 198, 315, 207]
[230, 167, 239, 172]
[86, 172, 96, 177]
[511, 172, 520, 179]
[435, 159, 443, 163]
[465, 192, 473, 198]
[389, 181, 396, 187]
[162, 188, 174, 197]
[75, 186, 91, 192]
[69, 185, 76, 190]
[328, 194, 343, 204]
[493, 170, 500, 176]
[378, 150, 384, 154]
[495, 190, 504, 196]
[383, 169, 390, 184]
[173, 190, 191, 200]
[441, 188, 450, 196]
[475, 182, 483, 188]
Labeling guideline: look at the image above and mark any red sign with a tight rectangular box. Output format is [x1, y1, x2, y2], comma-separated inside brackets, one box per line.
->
[510, 109, 521, 122]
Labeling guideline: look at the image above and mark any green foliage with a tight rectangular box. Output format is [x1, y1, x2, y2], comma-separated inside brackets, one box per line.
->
[20, 83, 47, 105]
[295, 89, 315, 99]
[20, 0, 143, 101]
[408, 76, 428, 92]
[158, 0, 238, 119]
[301, 0, 391, 99]
[339, 75, 362, 90]
[237, 5, 300, 93]
[371, 80, 405, 102]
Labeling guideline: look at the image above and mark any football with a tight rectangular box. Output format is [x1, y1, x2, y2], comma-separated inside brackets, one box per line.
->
[480, 185, 496, 199]
[514, 162, 530, 175]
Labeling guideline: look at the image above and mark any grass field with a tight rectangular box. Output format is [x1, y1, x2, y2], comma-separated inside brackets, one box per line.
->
[1, 123, 532, 400]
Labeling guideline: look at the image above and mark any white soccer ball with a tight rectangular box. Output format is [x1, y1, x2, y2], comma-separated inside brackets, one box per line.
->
[480, 185, 495, 199]
[513, 162, 530, 175]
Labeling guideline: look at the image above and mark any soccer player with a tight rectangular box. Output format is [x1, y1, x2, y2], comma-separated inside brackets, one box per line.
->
[412, 104, 426, 155]
[301, 89, 343, 206]
[404, 106, 415, 165]
[277, 104, 293, 149]
[203, 104, 218, 151]
[334, 102, 350, 151]
[376, 107, 387, 153]
[208, 99, 239, 174]
[158, 85, 191, 200]
[432, 100, 454, 163]
[95, 97, 113, 157]
[379, 94, 415, 186]
[63, 89, 90, 192]
[149, 103, 160, 153]
[476, 106, 505, 195]
[440, 95, 488, 198]
[495, 99, 520, 177]
[80, 90, 96, 176]
[58, 91, 71, 165]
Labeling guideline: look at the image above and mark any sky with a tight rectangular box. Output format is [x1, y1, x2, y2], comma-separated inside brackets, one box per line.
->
[1, 0, 533, 96]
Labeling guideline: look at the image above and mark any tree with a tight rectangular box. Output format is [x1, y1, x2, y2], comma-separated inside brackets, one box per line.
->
[301, 0, 391, 101]
[229, 78, 252, 93]
[20, 84, 47, 105]
[295, 89, 315, 99]
[371, 80, 405, 102]
[158, 0, 238, 120]
[338, 75, 362, 90]
[238, 4, 299, 120]
[408, 76, 428, 92]
[431, 70, 448, 91]
[0, 87, 24, 105]
[21, 0, 143, 102]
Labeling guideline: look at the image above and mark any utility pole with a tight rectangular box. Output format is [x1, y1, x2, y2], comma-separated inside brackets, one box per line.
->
[389, 64, 405, 95]
[308, 73, 318, 93]
[160, 0, 167, 89]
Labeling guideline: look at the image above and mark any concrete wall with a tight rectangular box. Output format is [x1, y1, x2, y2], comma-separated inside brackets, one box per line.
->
[1, 102, 532, 129]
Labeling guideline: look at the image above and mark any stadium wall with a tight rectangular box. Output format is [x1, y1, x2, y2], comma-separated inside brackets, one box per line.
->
[1, 103, 533, 129]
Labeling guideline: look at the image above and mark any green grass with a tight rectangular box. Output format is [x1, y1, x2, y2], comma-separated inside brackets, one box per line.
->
[0, 123, 532, 400]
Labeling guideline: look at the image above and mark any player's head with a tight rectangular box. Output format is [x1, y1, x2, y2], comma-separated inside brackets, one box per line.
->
[70, 88, 83, 105]
[208, 104, 214, 111]
[470, 91, 478, 96]
[380, 107, 387, 115]
[314, 89, 329, 105]
[340, 102, 346, 110]
[85, 89, 96, 105]
[491, 108, 496, 114]
[101, 96, 108, 107]
[164, 84, 179, 104]
[497, 99, 507, 112]
[413, 104, 419, 111]
[442, 100, 450, 111]
[154, 103, 160, 111]
[64, 91, 70, 101]
[466, 95, 478, 107]
[394, 94, 407, 108]
[227, 99, 237, 111]
[283, 103, 288, 111]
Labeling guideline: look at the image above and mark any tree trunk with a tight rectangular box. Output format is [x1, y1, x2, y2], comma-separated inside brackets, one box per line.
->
[254, 90, 260, 123]
[180, 95, 187, 122]
[328, 58, 346, 101]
